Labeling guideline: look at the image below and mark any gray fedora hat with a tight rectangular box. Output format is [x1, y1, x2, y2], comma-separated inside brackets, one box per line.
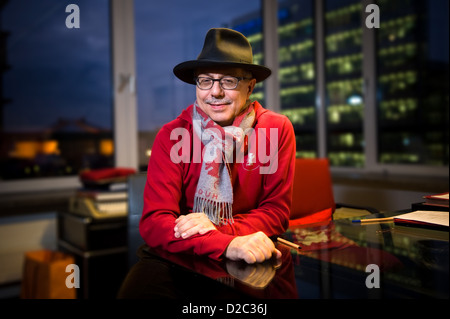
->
[173, 28, 271, 85]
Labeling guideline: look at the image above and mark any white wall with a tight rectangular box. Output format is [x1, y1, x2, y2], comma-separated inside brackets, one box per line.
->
[0, 213, 57, 286]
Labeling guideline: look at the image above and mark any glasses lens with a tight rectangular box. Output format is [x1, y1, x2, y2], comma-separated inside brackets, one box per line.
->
[196, 77, 241, 90]
[220, 77, 238, 89]
[197, 78, 212, 89]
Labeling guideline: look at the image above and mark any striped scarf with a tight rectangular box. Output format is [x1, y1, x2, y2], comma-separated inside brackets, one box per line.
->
[192, 101, 255, 225]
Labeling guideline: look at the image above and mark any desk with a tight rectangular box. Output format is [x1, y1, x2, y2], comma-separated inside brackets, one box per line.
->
[118, 216, 448, 300]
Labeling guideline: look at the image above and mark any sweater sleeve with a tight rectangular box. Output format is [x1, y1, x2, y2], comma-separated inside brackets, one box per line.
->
[216, 114, 296, 237]
[139, 124, 235, 260]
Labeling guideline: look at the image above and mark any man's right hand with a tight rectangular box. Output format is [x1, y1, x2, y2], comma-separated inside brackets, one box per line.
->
[225, 231, 281, 264]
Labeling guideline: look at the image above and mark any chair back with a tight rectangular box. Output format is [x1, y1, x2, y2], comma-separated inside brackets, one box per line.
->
[127, 172, 147, 268]
[290, 158, 335, 225]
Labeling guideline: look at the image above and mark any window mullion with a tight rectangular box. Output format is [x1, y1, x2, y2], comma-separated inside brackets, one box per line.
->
[110, 0, 138, 170]
[361, 0, 378, 172]
[315, 0, 327, 158]
[262, 0, 280, 113]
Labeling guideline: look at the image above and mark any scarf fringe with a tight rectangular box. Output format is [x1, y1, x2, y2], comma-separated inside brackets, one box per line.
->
[193, 196, 234, 226]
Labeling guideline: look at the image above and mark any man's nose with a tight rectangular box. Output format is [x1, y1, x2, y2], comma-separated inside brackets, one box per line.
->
[210, 80, 224, 97]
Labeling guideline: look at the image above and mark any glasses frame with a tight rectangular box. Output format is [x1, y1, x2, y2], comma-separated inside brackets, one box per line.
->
[195, 76, 252, 90]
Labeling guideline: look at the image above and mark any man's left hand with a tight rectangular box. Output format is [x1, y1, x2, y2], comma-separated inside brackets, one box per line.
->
[174, 212, 216, 239]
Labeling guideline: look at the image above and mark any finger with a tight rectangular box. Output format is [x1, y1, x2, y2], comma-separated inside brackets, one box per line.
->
[179, 222, 200, 238]
[248, 240, 271, 262]
[174, 214, 186, 224]
[175, 214, 199, 233]
[198, 226, 214, 235]
[175, 214, 194, 228]
[181, 220, 214, 238]
[174, 216, 192, 237]
[256, 243, 279, 262]
[174, 215, 186, 234]
[257, 246, 273, 262]
[253, 252, 266, 263]
[273, 248, 282, 259]
[244, 243, 266, 264]
[176, 219, 215, 239]
[262, 246, 274, 261]
[174, 229, 203, 239]
[187, 222, 216, 237]
[262, 234, 276, 249]
[248, 233, 273, 260]
[243, 250, 257, 264]
[262, 237, 277, 258]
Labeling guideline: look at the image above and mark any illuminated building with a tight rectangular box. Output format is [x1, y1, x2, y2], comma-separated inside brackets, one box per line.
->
[233, 0, 448, 167]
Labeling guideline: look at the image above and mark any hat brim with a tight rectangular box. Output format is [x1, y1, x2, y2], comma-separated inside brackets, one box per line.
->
[173, 60, 272, 85]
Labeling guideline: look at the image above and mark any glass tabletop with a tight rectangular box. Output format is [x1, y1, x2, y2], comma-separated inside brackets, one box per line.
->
[119, 216, 449, 299]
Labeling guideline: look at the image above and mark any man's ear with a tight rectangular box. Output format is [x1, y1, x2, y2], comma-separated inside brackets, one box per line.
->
[247, 79, 256, 97]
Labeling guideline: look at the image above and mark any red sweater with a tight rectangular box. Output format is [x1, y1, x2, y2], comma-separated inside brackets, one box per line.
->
[139, 101, 296, 260]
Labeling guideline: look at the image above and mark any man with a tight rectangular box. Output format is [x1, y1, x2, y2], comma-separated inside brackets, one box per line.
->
[139, 28, 296, 264]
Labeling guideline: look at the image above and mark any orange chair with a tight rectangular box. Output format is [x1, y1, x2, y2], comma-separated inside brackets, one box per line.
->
[289, 158, 377, 226]
[289, 158, 335, 226]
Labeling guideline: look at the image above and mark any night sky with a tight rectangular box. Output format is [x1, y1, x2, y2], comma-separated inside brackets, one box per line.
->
[2, 0, 111, 132]
[1, 0, 260, 133]
[1, 0, 448, 134]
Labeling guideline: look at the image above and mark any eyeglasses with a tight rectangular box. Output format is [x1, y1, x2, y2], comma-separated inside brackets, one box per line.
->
[195, 76, 251, 90]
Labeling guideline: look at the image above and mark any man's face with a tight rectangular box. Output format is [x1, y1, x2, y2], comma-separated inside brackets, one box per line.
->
[195, 67, 256, 126]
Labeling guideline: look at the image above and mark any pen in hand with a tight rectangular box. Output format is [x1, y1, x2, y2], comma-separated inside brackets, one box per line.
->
[276, 237, 301, 250]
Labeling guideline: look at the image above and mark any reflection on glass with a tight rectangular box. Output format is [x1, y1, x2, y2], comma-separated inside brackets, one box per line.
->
[1, 0, 112, 180]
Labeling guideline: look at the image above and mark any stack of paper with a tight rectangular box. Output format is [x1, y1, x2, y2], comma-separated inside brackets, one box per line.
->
[423, 192, 449, 208]
[394, 210, 449, 229]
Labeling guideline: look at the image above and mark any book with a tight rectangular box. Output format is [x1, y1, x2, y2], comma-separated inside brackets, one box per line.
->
[411, 202, 449, 212]
[79, 167, 135, 190]
[423, 192, 449, 207]
[76, 189, 128, 202]
[95, 201, 128, 214]
[394, 210, 449, 230]
[81, 180, 128, 191]
[70, 186, 129, 219]
[69, 197, 127, 219]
